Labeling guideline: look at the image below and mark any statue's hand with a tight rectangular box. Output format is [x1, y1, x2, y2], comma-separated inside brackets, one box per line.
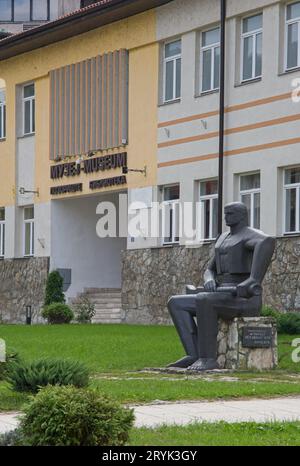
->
[237, 278, 261, 298]
[204, 279, 217, 292]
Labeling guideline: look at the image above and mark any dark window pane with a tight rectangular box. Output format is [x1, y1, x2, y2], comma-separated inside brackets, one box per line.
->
[243, 35, 253, 80]
[287, 2, 300, 21]
[287, 23, 299, 69]
[32, 98, 35, 132]
[212, 198, 218, 238]
[254, 193, 261, 229]
[0, 0, 12, 21]
[165, 40, 181, 58]
[0, 208, 5, 221]
[14, 0, 30, 21]
[255, 33, 262, 77]
[286, 189, 296, 232]
[200, 180, 218, 196]
[165, 60, 174, 101]
[243, 14, 262, 33]
[175, 58, 181, 99]
[285, 168, 300, 184]
[164, 185, 179, 201]
[203, 28, 220, 47]
[24, 83, 34, 98]
[202, 49, 212, 91]
[214, 46, 220, 89]
[32, 0, 48, 20]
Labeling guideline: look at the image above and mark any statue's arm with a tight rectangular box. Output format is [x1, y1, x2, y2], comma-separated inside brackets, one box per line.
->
[237, 235, 275, 297]
[203, 256, 217, 292]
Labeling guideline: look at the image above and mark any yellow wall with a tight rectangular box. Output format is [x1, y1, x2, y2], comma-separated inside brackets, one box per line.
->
[0, 10, 158, 205]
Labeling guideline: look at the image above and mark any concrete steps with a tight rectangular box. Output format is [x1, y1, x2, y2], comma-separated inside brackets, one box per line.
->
[70, 288, 124, 324]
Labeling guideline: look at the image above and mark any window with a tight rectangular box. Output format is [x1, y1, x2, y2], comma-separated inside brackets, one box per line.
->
[0, 0, 12, 21]
[23, 83, 35, 135]
[0, 0, 50, 22]
[24, 206, 34, 256]
[162, 185, 180, 244]
[163, 40, 181, 102]
[201, 27, 220, 92]
[284, 167, 300, 233]
[198, 180, 218, 240]
[286, 2, 300, 70]
[241, 13, 263, 81]
[0, 208, 5, 258]
[240, 173, 261, 229]
[0, 89, 6, 140]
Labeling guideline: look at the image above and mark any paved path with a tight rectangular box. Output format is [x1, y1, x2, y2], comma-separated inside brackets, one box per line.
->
[1, 397, 300, 433]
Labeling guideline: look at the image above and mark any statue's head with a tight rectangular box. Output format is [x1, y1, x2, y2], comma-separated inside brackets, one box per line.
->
[224, 202, 249, 227]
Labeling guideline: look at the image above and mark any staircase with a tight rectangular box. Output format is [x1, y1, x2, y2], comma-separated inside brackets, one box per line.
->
[70, 288, 124, 324]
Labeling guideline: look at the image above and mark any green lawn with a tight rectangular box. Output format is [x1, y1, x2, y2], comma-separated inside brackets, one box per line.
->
[0, 324, 300, 412]
[129, 422, 300, 446]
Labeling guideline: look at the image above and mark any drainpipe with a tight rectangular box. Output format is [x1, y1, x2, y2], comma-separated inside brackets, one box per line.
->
[218, 0, 226, 235]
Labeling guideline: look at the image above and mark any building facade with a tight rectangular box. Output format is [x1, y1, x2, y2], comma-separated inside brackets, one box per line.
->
[0, 0, 299, 323]
[0, 0, 81, 35]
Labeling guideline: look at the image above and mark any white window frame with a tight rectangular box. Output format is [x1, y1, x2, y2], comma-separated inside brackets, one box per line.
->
[198, 180, 218, 241]
[201, 27, 220, 93]
[162, 185, 180, 245]
[163, 39, 182, 103]
[24, 207, 34, 257]
[284, 168, 300, 234]
[241, 13, 263, 82]
[23, 83, 35, 136]
[0, 209, 5, 258]
[240, 173, 261, 229]
[285, 1, 300, 71]
[0, 90, 5, 140]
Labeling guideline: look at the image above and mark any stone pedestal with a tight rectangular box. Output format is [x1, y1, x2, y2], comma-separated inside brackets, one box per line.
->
[217, 317, 278, 371]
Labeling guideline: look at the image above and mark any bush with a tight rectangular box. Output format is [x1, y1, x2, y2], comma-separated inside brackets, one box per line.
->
[261, 306, 281, 321]
[278, 313, 300, 335]
[19, 385, 135, 446]
[44, 270, 65, 306]
[73, 294, 96, 324]
[42, 303, 74, 324]
[8, 358, 89, 393]
[0, 350, 20, 381]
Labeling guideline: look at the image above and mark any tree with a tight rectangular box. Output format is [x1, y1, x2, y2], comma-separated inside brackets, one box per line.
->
[44, 270, 65, 306]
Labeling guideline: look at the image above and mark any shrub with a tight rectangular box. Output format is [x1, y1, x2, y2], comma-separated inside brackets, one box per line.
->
[261, 306, 281, 321]
[278, 313, 300, 335]
[73, 294, 96, 324]
[41, 303, 74, 324]
[44, 270, 65, 306]
[0, 350, 20, 381]
[19, 385, 135, 446]
[8, 358, 89, 393]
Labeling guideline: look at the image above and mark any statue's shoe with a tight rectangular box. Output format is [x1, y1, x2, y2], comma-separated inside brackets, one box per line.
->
[187, 358, 219, 372]
[167, 356, 197, 369]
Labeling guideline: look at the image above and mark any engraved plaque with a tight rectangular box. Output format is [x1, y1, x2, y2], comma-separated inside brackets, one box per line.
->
[242, 327, 273, 348]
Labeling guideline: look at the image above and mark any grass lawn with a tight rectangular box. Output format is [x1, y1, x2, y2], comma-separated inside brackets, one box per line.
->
[129, 421, 300, 446]
[0, 324, 300, 411]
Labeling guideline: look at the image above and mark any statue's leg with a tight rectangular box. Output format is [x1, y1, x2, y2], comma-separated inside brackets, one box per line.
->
[188, 292, 236, 371]
[167, 295, 198, 368]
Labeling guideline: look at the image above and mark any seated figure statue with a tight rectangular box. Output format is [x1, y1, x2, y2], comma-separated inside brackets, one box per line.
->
[167, 202, 275, 372]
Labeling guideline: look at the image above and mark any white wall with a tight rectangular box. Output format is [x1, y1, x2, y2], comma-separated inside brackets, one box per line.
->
[51, 193, 127, 298]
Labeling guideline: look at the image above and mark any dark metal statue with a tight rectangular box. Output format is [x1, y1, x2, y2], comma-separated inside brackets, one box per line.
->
[167, 202, 275, 371]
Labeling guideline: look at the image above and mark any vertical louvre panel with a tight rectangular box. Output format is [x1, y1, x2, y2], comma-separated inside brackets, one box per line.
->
[50, 49, 128, 160]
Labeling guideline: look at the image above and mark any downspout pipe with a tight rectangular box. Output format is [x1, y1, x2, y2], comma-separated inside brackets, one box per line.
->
[218, 0, 226, 235]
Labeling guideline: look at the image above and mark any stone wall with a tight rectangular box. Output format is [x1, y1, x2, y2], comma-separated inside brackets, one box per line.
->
[121, 237, 300, 324]
[0, 257, 49, 324]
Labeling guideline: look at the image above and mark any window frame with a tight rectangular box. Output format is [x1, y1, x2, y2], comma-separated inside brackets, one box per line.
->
[23, 206, 34, 257]
[285, 1, 300, 71]
[0, 90, 6, 140]
[241, 13, 263, 83]
[163, 39, 182, 103]
[198, 179, 218, 241]
[162, 185, 180, 245]
[0, 0, 50, 23]
[239, 173, 261, 229]
[201, 26, 221, 93]
[0, 208, 5, 258]
[283, 167, 300, 234]
[23, 83, 35, 136]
